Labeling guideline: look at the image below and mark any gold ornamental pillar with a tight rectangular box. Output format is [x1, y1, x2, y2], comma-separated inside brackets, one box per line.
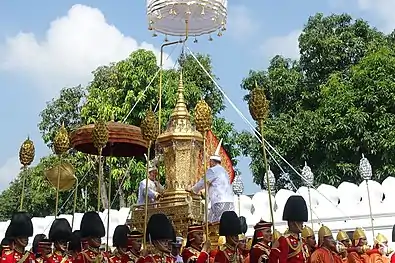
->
[153, 72, 205, 236]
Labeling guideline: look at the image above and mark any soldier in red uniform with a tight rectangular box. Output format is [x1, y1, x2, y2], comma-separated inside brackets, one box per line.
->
[269, 195, 309, 263]
[109, 225, 132, 263]
[214, 211, 244, 263]
[144, 213, 175, 263]
[46, 219, 72, 263]
[238, 217, 249, 260]
[36, 239, 52, 263]
[249, 220, 273, 263]
[1, 225, 14, 256]
[127, 230, 144, 263]
[74, 212, 108, 263]
[1, 212, 35, 263]
[68, 231, 82, 261]
[181, 224, 210, 263]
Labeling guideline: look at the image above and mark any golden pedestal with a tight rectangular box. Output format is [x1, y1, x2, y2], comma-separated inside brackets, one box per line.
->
[131, 195, 204, 237]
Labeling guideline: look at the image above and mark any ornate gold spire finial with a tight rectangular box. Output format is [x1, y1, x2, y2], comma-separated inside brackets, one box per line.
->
[171, 71, 190, 119]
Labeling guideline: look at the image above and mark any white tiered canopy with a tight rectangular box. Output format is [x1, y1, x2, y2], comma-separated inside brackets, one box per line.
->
[146, 0, 227, 36]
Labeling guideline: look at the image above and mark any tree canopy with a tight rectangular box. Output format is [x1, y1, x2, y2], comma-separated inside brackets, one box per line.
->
[238, 13, 395, 188]
[0, 49, 240, 219]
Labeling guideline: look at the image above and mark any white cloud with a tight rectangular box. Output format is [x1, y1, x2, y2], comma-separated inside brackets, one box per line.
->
[356, 0, 395, 33]
[0, 4, 174, 97]
[260, 30, 301, 59]
[0, 157, 20, 192]
[227, 5, 258, 39]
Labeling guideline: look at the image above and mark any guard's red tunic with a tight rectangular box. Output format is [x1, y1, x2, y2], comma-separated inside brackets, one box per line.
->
[109, 252, 130, 263]
[214, 244, 244, 263]
[181, 246, 209, 263]
[250, 242, 270, 263]
[45, 251, 72, 263]
[128, 251, 144, 263]
[144, 254, 174, 263]
[269, 234, 308, 263]
[1, 250, 35, 263]
[74, 248, 109, 263]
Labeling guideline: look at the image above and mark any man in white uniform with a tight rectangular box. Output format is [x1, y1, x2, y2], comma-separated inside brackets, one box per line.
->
[137, 163, 164, 205]
[190, 139, 235, 222]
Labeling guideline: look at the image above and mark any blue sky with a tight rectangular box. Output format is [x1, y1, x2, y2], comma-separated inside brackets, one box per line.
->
[0, 0, 393, 194]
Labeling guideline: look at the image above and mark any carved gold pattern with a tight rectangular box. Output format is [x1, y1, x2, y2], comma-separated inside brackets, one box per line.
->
[130, 72, 206, 240]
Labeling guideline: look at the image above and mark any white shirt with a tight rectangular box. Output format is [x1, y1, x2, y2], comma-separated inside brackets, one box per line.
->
[137, 178, 164, 205]
[191, 164, 234, 205]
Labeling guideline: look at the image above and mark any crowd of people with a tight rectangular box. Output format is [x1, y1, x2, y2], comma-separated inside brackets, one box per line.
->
[0, 195, 393, 263]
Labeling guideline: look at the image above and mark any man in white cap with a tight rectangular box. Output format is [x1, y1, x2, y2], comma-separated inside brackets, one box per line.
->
[137, 161, 164, 205]
[188, 139, 235, 222]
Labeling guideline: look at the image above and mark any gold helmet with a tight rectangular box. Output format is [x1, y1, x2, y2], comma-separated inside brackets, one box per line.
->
[336, 230, 349, 242]
[318, 225, 332, 246]
[374, 233, 388, 245]
[353, 228, 366, 246]
[301, 226, 314, 240]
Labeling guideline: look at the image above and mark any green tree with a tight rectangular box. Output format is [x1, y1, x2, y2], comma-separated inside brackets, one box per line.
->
[0, 49, 240, 219]
[238, 13, 393, 188]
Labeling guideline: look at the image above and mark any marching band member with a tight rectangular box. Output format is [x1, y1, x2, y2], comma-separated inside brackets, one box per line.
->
[301, 226, 316, 259]
[269, 195, 309, 263]
[1, 212, 35, 263]
[391, 226, 395, 263]
[214, 211, 243, 263]
[249, 220, 273, 263]
[347, 228, 369, 263]
[181, 224, 211, 263]
[110, 225, 132, 263]
[68, 231, 82, 260]
[190, 139, 234, 223]
[238, 217, 250, 259]
[137, 164, 164, 205]
[336, 231, 352, 249]
[367, 233, 391, 263]
[34, 237, 52, 263]
[46, 219, 72, 263]
[144, 213, 175, 263]
[75, 211, 108, 263]
[32, 234, 46, 259]
[309, 226, 344, 263]
[2, 226, 14, 256]
[127, 230, 144, 263]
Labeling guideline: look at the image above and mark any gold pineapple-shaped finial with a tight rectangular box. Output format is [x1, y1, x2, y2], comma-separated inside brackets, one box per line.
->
[141, 110, 159, 141]
[194, 100, 213, 133]
[19, 137, 35, 166]
[53, 123, 70, 155]
[92, 119, 109, 151]
[248, 81, 270, 121]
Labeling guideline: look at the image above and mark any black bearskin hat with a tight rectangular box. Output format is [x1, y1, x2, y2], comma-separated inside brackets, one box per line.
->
[4, 224, 13, 240]
[49, 218, 72, 242]
[282, 195, 308, 222]
[113, 225, 130, 248]
[219, 211, 241, 236]
[68, 230, 82, 252]
[239, 216, 247, 234]
[80, 211, 105, 238]
[9, 212, 33, 238]
[146, 214, 174, 241]
[392, 225, 395, 242]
